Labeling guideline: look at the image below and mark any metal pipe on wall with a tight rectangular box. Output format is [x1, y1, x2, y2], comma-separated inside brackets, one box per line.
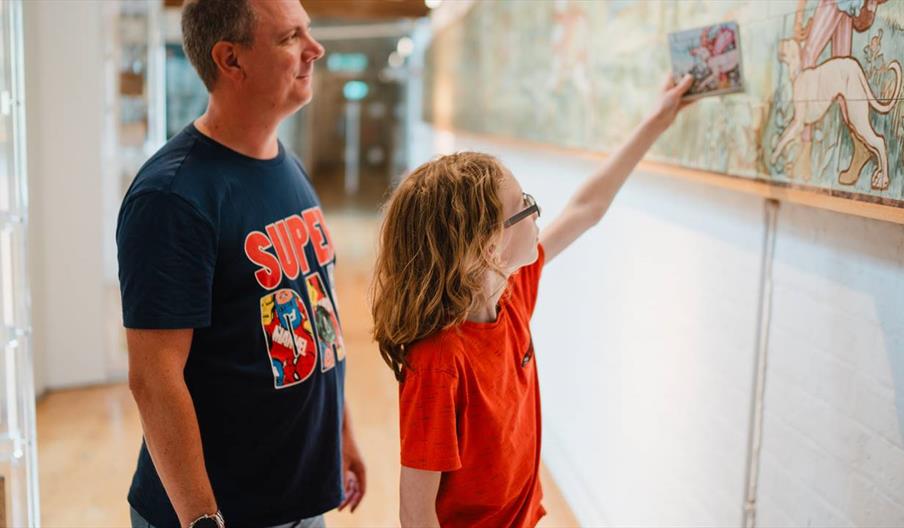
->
[743, 198, 780, 528]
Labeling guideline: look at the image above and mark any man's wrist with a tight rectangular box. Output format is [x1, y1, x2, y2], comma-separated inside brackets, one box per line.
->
[187, 510, 224, 528]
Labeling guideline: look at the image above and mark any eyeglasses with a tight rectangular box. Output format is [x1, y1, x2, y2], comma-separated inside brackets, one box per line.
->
[504, 192, 541, 228]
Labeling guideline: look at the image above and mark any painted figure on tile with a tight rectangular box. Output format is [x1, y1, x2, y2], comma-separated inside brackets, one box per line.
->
[778, 0, 897, 187]
[863, 28, 885, 78]
[547, 0, 594, 139]
[548, 0, 591, 96]
[772, 37, 901, 189]
[691, 25, 740, 91]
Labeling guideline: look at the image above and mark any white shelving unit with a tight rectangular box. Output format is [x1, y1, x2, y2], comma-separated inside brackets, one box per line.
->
[0, 0, 39, 525]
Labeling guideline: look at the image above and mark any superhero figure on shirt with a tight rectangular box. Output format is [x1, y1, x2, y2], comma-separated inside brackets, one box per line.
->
[314, 303, 342, 370]
[268, 289, 317, 387]
[306, 275, 345, 371]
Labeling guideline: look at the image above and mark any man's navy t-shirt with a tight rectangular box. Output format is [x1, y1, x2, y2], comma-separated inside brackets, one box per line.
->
[116, 124, 346, 527]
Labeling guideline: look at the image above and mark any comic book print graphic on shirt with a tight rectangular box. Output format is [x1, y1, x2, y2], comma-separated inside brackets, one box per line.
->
[260, 288, 318, 389]
[326, 263, 340, 314]
[306, 272, 345, 372]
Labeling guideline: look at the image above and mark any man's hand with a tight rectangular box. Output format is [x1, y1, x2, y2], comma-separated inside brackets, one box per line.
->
[648, 73, 695, 133]
[338, 409, 366, 513]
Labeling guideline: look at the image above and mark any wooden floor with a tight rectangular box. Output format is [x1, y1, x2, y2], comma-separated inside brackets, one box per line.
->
[35, 213, 579, 527]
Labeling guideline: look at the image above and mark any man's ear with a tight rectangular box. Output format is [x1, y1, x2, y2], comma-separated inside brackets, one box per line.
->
[210, 41, 245, 83]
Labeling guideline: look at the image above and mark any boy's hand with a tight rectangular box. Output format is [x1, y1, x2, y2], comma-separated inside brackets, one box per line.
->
[648, 73, 694, 133]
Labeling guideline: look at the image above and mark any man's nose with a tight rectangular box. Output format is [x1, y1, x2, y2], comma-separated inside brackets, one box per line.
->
[303, 37, 325, 62]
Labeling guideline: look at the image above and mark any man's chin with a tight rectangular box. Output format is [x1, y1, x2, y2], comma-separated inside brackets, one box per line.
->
[286, 91, 314, 113]
[298, 92, 314, 108]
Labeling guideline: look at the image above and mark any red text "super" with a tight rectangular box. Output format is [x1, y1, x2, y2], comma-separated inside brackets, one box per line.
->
[243, 207, 334, 290]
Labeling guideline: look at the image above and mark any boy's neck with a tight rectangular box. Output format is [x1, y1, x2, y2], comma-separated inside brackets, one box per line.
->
[466, 270, 510, 323]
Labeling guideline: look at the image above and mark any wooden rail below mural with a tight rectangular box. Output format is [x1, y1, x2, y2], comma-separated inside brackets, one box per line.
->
[436, 126, 904, 226]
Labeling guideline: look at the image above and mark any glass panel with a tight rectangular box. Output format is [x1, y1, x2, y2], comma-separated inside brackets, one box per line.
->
[0, 0, 10, 217]
[10, 224, 27, 334]
[0, 0, 38, 525]
[0, 337, 35, 528]
[0, 452, 29, 527]
[0, 326, 9, 436]
[0, 147, 10, 216]
[1, 226, 15, 331]
[13, 334, 37, 507]
[2, 336, 19, 440]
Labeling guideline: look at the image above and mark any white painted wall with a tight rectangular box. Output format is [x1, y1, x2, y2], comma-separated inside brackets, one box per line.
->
[758, 204, 904, 527]
[24, 0, 110, 391]
[412, 125, 904, 526]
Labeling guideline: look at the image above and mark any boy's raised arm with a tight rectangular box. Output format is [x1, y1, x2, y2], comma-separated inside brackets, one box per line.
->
[540, 74, 693, 263]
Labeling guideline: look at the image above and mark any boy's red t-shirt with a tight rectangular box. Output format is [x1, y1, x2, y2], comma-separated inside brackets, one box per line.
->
[399, 244, 546, 528]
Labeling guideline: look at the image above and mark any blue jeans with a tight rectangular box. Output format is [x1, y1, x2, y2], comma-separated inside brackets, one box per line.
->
[130, 508, 326, 528]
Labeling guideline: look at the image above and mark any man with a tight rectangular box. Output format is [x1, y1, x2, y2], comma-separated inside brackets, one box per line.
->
[116, 1, 365, 527]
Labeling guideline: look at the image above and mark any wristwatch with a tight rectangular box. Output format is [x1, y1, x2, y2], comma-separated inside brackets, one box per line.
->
[188, 511, 225, 528]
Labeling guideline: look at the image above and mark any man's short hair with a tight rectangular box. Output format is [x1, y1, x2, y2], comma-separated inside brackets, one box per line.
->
[181, 0, 257, 91]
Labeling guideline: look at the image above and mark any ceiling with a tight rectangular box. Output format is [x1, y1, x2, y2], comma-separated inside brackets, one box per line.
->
[163, 0, 431, 19]
[302, 0, 430, 19]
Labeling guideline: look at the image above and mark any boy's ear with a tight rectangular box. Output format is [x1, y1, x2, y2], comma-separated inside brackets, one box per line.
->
[485, 241, 504, 267]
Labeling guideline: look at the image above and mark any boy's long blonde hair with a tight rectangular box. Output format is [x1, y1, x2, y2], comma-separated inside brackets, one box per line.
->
[371, 152, 508, 380]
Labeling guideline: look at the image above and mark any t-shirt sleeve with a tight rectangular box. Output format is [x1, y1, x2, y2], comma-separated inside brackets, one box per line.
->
[511, 243, 545, 316]
[116, 191, 217, 329]
[399, 365, 462, 472]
